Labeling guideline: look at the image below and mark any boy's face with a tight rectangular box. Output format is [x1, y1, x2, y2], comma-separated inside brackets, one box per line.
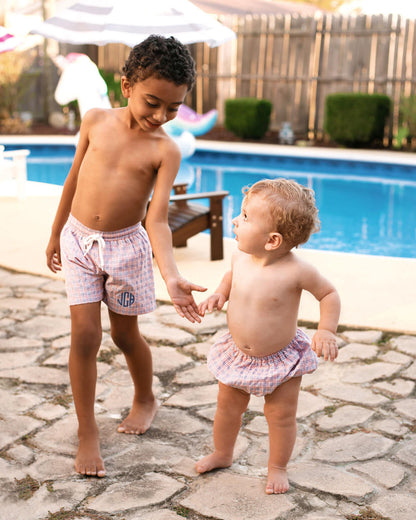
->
[121, 75, 188, 132]
[232, 194, 276, 254]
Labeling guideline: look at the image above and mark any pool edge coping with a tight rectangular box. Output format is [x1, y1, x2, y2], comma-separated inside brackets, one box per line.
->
[1, 134, 415, 166]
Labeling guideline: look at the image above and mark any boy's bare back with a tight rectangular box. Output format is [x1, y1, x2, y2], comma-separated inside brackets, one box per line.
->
[70, 106, 179, 232]
[227, 249, 335, 356]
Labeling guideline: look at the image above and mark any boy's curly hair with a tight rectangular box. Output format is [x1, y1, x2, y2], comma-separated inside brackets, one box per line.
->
[244, 178, 321, 248]
[122, 34, 196, 91]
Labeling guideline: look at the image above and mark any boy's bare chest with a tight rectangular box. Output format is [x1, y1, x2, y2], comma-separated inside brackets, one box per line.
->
[89, 129, 161, 174]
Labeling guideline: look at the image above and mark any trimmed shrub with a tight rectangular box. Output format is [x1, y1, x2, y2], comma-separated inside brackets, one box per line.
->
[99, 70, 127, 107]
[225, 98, 272, 139]
[399, 94, 416, 138]
[324, 93, 391, 147]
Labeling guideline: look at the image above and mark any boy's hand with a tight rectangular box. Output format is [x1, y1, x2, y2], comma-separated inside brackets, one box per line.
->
[311, 329, 338, 361]
[198, 293, 227, 316]
[46, 237, 62, 273]
[167, 276, 207, 323]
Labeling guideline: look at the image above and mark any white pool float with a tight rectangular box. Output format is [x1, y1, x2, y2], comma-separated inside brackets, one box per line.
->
[54, 53, 112, 118]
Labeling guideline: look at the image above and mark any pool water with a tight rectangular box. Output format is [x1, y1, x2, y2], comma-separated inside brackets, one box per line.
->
[5, 143, 416, 259]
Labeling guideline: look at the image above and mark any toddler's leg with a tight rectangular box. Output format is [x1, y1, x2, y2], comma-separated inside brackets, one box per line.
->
[263, 376, 302, 494]
[109, 310, 158, 434]
[69, 302, 105, 477]
[196, 382, 250, 473]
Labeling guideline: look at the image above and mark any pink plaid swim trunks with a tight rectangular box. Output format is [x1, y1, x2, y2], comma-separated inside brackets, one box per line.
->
[207, 329, 318, 397]
[60, 214, 156, 315]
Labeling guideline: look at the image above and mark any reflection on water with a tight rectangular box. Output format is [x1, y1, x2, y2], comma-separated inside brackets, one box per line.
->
[179, 158, 416, 259]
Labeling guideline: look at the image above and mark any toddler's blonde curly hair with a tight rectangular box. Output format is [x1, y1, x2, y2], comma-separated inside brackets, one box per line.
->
[243, 178, 321, 248]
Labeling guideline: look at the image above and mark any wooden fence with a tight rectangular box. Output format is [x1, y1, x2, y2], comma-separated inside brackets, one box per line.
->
[96, 13, 416, 142]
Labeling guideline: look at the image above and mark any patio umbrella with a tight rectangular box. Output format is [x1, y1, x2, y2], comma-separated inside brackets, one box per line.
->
[0, 26, 21, 54]
[30, 0, 236, 47]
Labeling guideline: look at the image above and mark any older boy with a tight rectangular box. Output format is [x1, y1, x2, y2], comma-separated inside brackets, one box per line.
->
[46, 35, 206, 477]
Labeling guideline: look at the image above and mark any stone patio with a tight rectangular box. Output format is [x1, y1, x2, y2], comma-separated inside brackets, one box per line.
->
[0, 267, 415, 520]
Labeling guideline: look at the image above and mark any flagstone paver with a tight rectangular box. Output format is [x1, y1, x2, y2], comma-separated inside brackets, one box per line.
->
[372, 493, 416, 520]
[315, 405, 374, 432]
[0, 268, 415, 519]
[349, 460, 406, 489]
[313, 432, 395, 463]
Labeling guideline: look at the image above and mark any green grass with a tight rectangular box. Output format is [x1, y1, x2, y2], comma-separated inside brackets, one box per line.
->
[15, 474, 40, 500]
[346, 507, 391, 520]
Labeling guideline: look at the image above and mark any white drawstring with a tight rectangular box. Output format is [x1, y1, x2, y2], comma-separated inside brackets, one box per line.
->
[82, 233, 105, 270]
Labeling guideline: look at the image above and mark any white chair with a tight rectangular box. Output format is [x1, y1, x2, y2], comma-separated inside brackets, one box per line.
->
[0, 145, 30, 200]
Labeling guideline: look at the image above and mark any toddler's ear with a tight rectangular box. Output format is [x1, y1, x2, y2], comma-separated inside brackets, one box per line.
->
[265, 232, 283, 251]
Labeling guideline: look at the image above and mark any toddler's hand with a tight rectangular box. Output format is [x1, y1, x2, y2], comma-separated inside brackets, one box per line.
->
[198, 293, 227, 316]
[311, 329, 338, 361]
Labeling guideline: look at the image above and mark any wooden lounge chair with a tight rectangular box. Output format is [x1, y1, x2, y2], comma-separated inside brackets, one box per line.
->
[168, 183, 229, 261]
[144, 183, 229, 261]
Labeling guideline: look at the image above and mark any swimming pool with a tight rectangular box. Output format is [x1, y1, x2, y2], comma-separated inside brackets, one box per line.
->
[3, 142, 416, 259]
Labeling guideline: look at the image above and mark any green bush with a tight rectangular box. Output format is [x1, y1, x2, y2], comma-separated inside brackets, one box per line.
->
[399, 94, 416, 138]
[324, 93, 391, 147]
[99, 70, 127, 108]
[225, 98, 272, 139]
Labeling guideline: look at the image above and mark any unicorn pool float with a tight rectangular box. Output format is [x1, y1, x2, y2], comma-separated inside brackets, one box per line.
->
[53, 53, 217, 159]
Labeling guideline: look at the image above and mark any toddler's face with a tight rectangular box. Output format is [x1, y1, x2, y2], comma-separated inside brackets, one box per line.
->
[232, 194, 275, 254]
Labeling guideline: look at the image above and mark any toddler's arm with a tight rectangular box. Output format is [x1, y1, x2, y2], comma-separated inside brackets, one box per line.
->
[312, 287, 340, 361]
[300, 262, 340, 361]
[198, 270, 232, 316]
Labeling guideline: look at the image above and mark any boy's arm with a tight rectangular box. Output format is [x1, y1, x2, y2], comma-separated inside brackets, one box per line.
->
[45, 113, 91, 273]
[145, 142, 206, 323]
[300, 262, 341, 361]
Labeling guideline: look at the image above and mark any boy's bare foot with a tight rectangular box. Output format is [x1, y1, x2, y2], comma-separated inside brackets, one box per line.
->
[195, 452, 233, 474]
[75, 431, 105, 478]
[266, 466, 289, 494]
[117, 398, 158, 434]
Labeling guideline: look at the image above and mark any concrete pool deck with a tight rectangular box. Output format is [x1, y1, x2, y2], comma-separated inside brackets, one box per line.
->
[0, 138, 415, 334]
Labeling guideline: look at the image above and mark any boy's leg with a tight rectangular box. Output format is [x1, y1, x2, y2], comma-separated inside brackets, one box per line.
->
[69, 302, 105, 477]
[263, 376, 302, 494]
[196, 381, 250, 473]
[108, 310, 158, 434]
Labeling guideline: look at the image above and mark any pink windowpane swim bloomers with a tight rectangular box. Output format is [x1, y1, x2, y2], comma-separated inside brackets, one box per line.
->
[61, 214, 156, 316]
[207, 329, 318, 397]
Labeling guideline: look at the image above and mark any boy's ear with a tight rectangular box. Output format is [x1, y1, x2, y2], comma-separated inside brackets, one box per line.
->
[265, 232, 283, 251]
[120, 76, 131, 98]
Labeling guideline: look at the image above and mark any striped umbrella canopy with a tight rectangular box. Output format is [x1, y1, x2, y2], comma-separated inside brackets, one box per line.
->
[30, 0, 236, 47]
[0, 26, 21, 54]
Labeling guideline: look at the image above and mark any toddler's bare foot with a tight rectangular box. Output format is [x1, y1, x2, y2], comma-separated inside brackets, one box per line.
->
[266, 465, 289, 494]
[75, 430, 105, 478]
[195, 452, 233, 474]
[117, 398, 158, 434]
